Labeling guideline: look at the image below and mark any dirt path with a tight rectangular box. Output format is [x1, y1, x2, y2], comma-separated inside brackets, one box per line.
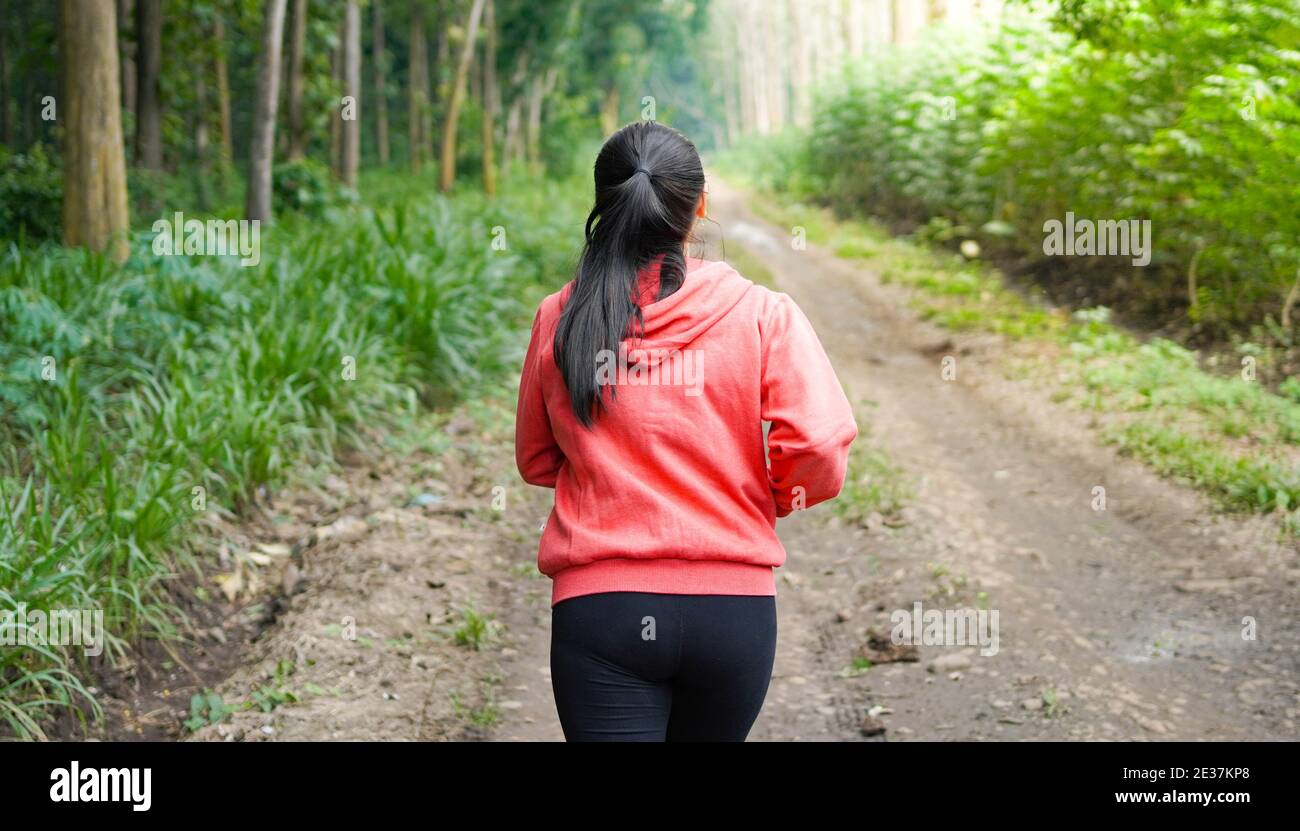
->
[703, 178, 1298, 740]
[188, 178, 1297, 743]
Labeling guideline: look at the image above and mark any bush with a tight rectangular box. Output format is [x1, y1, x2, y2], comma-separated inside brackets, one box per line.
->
[762, 0, 1300, 340]
[984, 0, 1300, 332]
[0, 144, 62, 243]
[273, 158, 355, 216]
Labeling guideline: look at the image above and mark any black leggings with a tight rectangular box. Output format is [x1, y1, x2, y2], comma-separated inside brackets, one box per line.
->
[550, 592, 777, 742]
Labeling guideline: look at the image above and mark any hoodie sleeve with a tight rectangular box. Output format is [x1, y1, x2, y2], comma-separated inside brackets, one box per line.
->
[515, 303, 565, 488]
[760, 293, 857, 517]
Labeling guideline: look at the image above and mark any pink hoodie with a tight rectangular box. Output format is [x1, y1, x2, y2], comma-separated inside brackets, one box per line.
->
[516, 256, 856, 605]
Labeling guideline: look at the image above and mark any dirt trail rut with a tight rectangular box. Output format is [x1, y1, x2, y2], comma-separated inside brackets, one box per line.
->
[190, 178, 1297, 743]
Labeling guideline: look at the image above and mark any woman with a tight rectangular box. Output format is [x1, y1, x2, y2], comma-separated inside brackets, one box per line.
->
[515, 121, 856, 742]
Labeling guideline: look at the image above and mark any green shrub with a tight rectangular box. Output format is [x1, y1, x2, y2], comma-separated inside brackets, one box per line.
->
[273, 158, 355, 216]
[753, 0, 1300, 339]
[0, 144, 62, 244]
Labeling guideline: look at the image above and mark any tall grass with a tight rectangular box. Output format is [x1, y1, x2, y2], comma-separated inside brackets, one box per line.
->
[0, 171, 586, 738]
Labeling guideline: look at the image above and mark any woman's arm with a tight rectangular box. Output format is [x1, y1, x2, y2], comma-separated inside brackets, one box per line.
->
[760, 293, 857, 516]
[515, 304, 565, 487]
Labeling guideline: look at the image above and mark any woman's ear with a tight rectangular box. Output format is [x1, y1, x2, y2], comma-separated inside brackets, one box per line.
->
[695, 190, 708, 219]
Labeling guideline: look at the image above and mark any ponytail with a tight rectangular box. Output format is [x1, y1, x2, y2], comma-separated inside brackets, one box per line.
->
[553, 122, 705, 427]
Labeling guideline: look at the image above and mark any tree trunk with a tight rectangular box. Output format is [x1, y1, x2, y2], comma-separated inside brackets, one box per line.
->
[118, 0, 136, 121]
[524, 66, 556, 174]
[846, 0, 866, 54]
[892, 0, 926, 42]
[373, 0, 389, 165]
[61, 0, 130, 262]
[286, 0, 307, 160]
[195, 74, 211, 208]
[19, 67, 33, 146]
[340, 0, 361, 187]
[214, 15, 233, 175]
[503, 94, 523, 168]
[715, 1, 740, 143]
[0, 0, 9, 147]
[329, 27, 341, 175]
[738, 2, 768, 134]
[599, 83, 619, 136]
[866, 0, 891, 44]
[501, 49, 527, 173]
[733, 4, 751, 132]
[480, 0, 496, 197]
[438, 0, 486, 192]
[134, 0, 162, 168]
[760, 2, 784, 131]
[429, 6, 446, 165]
[722, 69, 740, 144]
[524, 74, 542, 170]
[408, 4, 427, 172]
[246, 0, 288, 222]
[787, 0, 810, 127]
[469, 38, 481, 112]
[196, 77, 209, 168]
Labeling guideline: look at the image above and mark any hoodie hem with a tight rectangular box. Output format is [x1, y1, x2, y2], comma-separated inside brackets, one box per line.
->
[550, 558, 776, 606]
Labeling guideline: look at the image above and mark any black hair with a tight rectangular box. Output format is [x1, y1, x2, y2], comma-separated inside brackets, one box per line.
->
[552, 121, 705, 427]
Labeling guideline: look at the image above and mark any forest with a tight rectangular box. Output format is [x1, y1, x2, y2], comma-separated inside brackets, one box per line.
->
[1, 0, 1297, 743]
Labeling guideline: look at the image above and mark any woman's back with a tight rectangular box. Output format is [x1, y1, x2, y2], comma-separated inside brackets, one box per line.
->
[516, 255, 856, 604]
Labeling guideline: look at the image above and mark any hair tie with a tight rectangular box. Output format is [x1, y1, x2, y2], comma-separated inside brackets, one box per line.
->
[634, 167, 652, 178]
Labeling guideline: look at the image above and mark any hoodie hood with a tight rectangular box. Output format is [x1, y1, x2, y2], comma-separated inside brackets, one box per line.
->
[625, 257, 754, 366]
